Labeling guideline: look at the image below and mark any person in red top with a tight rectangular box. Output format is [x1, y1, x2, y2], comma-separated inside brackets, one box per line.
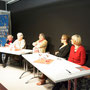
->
[5, 35, 14, 46]
[3, 35, 14, 67]
[68, 34, 86, 65]
[68, 35, 86, 90]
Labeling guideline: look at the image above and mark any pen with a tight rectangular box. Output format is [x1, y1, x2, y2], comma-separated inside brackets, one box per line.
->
[66, 69, 72, 74]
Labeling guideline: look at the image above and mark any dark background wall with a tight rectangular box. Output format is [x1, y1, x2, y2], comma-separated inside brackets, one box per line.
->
[0, 1, 5, 10]
[7, 0, 90, 54]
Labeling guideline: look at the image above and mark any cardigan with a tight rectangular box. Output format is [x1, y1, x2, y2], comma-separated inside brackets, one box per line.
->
[68, 45, 86, 65]
[56, 44, 71, 59]
[32, 39, 48, 53]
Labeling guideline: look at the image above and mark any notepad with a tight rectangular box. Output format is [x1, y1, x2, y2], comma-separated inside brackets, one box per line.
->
[76, 66, 90, 71]
[34, 58, 54, 64]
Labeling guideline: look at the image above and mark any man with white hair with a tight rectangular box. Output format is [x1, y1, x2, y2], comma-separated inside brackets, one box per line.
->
[5, 35, 14, 46]
[3, 35, 14, 67]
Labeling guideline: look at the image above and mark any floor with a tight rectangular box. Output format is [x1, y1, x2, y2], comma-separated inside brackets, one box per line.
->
[0, 64, 55, 90]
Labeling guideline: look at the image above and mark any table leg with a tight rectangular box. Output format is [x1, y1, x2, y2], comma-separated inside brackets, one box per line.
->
[74, 79, 77, 90]
[25, 67, 39, 84]
[68, 80, 71, 90]
[19, 60, 28, 79]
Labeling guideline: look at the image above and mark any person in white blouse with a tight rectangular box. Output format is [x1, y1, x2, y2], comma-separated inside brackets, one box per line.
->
[13, 32, 26, 50]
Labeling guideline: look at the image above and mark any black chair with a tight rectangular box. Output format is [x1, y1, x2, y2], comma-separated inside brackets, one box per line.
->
[4, 54, 23, 67]
[84, 51, 90, 67]
[77, 51, 90, 90]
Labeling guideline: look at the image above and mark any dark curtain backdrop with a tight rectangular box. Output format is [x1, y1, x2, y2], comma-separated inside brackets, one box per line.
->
[0, 1, 5, 10]
[7, 0, 90, 54]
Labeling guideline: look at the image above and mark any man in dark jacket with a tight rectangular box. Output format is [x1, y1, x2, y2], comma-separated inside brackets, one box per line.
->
[3, 35, 14, 67]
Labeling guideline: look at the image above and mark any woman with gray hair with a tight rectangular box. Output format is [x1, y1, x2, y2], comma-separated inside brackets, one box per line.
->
[13, 32, 26, 49]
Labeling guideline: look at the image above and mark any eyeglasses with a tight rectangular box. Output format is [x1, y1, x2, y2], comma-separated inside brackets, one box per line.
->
[61, 38, 66, 40]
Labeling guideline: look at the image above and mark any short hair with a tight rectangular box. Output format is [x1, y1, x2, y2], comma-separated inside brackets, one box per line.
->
[71, 34, 82, 45]
[39, 33, 45, 38]
[7, 35, 13, 38]
[61, 34, 70, 43]
[17, 32, 23, 38]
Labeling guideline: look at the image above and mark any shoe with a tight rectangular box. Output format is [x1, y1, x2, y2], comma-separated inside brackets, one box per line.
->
[37, 79, 46, 85]
[3, 63, 7, 68]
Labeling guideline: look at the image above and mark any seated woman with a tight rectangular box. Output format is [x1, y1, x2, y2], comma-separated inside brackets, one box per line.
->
[55, 34, 71, 60]
[32, 33, 48, 53]
[32, 33, 48, 85]
[52, 34, 71, 90]
[68, 34, 86, 90]
[12, 32, 26, 63]
[68, 34, 86, 65]
[13, 32, 26, 50]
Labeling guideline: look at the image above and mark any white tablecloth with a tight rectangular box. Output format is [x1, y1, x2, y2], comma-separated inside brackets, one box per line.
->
[22, 53, 90, 83]
[0, 47, 33, 55]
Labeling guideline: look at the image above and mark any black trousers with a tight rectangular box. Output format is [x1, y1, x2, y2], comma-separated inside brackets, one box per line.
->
[52, 81, 68, 90]
[3, 54, 23, 66]
[4, 54, 9, 64]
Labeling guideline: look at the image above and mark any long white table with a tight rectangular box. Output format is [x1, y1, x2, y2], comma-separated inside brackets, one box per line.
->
[22, 53, 90, 83]
[0, 47, 33, 69]
[0, 47, 33, 55]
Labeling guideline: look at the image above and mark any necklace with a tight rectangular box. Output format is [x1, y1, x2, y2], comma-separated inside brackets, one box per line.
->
[74, 45, 80, 52]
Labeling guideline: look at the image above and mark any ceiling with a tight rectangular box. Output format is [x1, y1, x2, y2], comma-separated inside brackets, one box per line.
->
[1, 0, 11, 1]
[1, 0, 20, 4]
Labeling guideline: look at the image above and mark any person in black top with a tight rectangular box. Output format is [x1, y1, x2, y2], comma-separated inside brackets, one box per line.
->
[3, 35, 14, 67]
[55, 34, 71, 59]
[52, 34, 71, 90]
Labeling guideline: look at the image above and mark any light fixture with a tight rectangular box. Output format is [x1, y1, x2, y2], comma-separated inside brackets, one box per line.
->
[7, 0, 19, 4]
